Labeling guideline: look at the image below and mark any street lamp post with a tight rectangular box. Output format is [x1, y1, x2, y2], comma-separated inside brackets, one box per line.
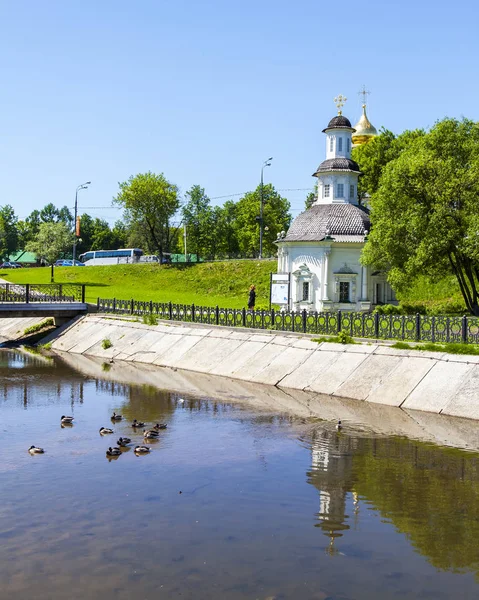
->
[259, 157, 273, 259]
[72, 181, 91, 265]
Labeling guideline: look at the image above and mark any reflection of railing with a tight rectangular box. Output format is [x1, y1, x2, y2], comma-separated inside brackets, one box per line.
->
[97, 297, 479, 344]
[0, 283, 86, 303]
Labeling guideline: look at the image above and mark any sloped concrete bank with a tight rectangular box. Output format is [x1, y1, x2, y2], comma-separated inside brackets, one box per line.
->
[0, 317, 50, 343]
[46, 314, 479, 421]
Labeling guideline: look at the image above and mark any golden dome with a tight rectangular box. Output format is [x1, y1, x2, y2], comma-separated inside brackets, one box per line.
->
[352, 104, 378, 147]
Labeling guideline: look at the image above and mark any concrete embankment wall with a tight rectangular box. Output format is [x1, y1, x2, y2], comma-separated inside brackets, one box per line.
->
[0, 317, 50, 342]
[49, 315, 479, 421]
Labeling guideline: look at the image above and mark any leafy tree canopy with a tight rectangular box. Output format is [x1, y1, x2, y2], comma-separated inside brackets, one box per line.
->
[0, 205, 19, 260]
[182, 185, 211, 261]
[114, 172, 180, 260]
[26, 221, 74, 265]
[361, 117, 479, 315]
[235, 184, 291, 257]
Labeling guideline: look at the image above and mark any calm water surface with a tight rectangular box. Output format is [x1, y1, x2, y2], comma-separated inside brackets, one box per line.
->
[1, 349, 479, 600]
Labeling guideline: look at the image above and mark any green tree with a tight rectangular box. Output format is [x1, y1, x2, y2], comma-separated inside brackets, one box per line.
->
[182, 185, 212, 262]
[361, 117, 479, 315]
[26, 222, 74, 265]
[0, 205, 19, 260]
[235, 184, 291, 257]
[114, 172, 180, 261]
[214, 200, 240, 259]
[305, 183, 318, 210]
[39, 203, 60, 223]
[352, 127, 424, 201]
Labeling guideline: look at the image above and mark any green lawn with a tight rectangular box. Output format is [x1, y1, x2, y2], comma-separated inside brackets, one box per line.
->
[0, 261, 277, 308]
[396, 275, 466, 314]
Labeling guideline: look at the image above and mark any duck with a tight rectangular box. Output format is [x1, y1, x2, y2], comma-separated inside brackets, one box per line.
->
[178, 398, 185, 404]
[111, 412, 123, 421]
[28, 445, 44, 454]
[117, 437, 131, 446]
[153, 423, 167, 430]
[143, 429, 160, 439]
[336, 420, 343, 431]
[131, 419, 146, 428]
[61, 415, 74, 424]
[134, 445, 151, 454]
[106, 447, 121, 457]
[99, 427, 114, 435]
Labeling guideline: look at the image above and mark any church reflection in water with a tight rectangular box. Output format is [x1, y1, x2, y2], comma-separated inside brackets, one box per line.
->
[307, 428, 358, 554]
[304, 424, 479, 572]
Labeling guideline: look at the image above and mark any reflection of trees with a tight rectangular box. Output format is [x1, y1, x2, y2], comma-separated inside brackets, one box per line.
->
[305, 427, 479, 574]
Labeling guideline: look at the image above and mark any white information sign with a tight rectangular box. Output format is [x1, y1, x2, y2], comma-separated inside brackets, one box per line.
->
[271, 283, 289, 304]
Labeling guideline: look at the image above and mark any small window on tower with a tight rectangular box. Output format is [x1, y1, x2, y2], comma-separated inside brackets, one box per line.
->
[329, 137, 333, 152]
[337, 183, 344, 197]
[350, 184, 354, 198]
[324, 184, 330, 198]
[302, 282, 309, 302]
[347, 138, 350, 152]
[338, 138, 343, 152]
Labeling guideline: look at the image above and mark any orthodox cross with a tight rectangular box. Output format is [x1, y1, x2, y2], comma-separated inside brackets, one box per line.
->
[334, 94, 347, 115]
[358, 85, 370, 108]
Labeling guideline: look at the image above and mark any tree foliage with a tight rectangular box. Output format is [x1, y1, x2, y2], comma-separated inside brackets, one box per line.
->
[361, 118, 479, 315]
[26, 222, 74, 265]
[182, 185, 212, 261]
[235, 184, 291, 257]
[114, 172, 180, 260]
[0, 205, 19, 260]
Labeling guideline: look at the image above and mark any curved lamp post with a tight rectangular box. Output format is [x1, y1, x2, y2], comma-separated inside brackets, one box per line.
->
[259, 157, 272, 259]
[72, 181, 91, 265]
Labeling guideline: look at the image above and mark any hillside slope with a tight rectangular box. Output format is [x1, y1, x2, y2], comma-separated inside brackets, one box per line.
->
[0, 260, 277, 308]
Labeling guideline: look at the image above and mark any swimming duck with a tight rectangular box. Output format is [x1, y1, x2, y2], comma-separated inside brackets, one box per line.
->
[131, 420, 146, 428]
[336, 420, 343, 431]
[153, 423, 167, 430]
[111, 412, 123, 421]
[143, 429, 160, 439]
[61, 415, 74, 424]
[28, 445, 44, 454]
[117, 437, 131, 446]
[106, 447, 121, 457]
[134, 445, 151, 454]
[99, 427, 114, 435]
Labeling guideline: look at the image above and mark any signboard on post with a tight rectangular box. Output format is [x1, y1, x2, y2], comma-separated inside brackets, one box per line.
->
[270, 273, 290, 309]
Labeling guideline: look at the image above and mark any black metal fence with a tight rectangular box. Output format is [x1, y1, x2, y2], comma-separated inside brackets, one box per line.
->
[0, 283, 86, 303]
[97, 297, 479, 344]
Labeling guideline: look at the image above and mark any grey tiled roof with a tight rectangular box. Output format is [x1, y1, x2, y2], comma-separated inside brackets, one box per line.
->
[313, 157, 360, 176]
[323, 115, 353, 130]
[280, 203, 370, 242]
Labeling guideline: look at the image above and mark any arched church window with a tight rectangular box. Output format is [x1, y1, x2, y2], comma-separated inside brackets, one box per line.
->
[338, 138, 343, 152]
[339, 282, 350, 303]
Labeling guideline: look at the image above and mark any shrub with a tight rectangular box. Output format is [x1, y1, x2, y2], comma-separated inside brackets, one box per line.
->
[400, 303, 427, 315]
[373, 304, 402, 315]
[142, 313, 159, 326]
[101, 338, 112, 350]
[23, 318, 55, 335]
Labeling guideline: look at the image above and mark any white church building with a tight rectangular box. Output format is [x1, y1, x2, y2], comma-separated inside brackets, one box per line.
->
[275, 96, 396, 312]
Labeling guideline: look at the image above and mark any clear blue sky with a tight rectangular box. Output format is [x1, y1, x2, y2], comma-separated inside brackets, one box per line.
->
[1, 0, 478, 223]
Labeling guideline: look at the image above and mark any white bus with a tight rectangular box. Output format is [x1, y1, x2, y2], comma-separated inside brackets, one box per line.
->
[79, 248, 144, 266]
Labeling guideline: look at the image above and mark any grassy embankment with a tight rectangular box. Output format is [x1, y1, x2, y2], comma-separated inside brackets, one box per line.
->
[0, 261, 277, 308]
[1, 263, 468, 313]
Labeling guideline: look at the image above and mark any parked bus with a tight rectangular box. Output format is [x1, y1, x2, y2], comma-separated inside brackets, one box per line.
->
[79, 248, 143, 266]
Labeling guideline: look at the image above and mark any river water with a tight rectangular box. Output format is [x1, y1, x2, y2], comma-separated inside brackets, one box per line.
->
[1, 349, 479, 600]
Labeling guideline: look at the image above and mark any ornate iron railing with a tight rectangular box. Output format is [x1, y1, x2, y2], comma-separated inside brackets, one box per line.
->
[97, 297, 479, 344]
[0, 283, 86, 303]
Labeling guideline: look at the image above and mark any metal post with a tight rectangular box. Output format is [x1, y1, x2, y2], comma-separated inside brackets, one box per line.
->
[73, 188, 78, 264]
[259, 158, 272, 259]
[72, 181, 91, 265]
